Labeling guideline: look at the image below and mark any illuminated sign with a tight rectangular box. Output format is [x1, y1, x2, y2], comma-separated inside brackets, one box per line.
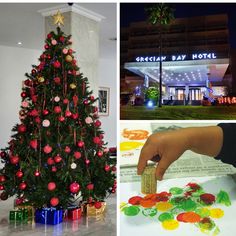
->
[135, 53, 217, 62]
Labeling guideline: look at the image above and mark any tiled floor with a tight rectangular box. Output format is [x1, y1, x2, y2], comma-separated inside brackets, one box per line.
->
[0, 195, 116, 236]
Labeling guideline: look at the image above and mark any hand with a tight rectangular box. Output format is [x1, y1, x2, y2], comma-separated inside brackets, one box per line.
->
[137, 129, 189, 180]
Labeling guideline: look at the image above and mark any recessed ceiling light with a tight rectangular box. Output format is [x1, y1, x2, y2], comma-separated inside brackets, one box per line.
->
[17, 42, 22, 45]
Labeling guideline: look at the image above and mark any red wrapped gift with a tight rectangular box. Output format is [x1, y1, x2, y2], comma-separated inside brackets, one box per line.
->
[67, 208, 82, 220]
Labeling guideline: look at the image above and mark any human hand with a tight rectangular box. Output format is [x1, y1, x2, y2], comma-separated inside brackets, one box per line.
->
[137, 129, 190, 180]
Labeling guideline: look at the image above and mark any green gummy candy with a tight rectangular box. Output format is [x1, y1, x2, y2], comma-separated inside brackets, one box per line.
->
[195, 208, 210, 218]
[180, 199, 197, 211]
[142, 208, 157, 217]
[124, 206, 140, 216]
[169, 187, 183, 195]
[216, 190, 231, 206]
[158, 212, 174, 222]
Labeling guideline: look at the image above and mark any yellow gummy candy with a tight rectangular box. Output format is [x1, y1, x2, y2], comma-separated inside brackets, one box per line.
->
[120, 202, 128, 211]
[162, 219, 179, 230]
[156, 202, 173, 211]
[210, 208, 224, 219]
[120, 141, 144, 151]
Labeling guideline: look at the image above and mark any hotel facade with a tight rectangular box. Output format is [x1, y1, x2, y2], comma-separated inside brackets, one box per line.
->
[121, 14, 232, 105]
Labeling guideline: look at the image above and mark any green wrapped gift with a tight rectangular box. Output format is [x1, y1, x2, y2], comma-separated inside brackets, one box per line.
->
[9, 210, 24, 221]
[17, 205, 33, 218]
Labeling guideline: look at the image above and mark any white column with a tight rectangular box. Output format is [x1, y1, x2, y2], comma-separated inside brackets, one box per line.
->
[39, 4, 105, 98]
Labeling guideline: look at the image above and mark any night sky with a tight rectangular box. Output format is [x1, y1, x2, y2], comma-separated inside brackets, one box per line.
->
[120, 3, 236, 48]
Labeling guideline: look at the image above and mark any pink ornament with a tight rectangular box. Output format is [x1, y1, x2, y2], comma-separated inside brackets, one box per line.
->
[87, 183, 94, 190]
[63, 98, 69, 104]
[43, 145, 52, 154]
[50, 197, 59, 206]
[34, 170, 40, 177]
[97, 151, 103, 157]
[71, 113, 79, 120]
[48, 182, 56, 191]
[42, 119, 50, 127]
[21, 101, 29, 108]
[85, 117, 93, 124]
[77, 141, 84, 148]
[54, 155, 62, 163]
[83, 100, 89, 105]
[58, 116, 65, 122]
[64, 146, 71, 153]
[54, 96, 60, 102]
[69, 182, 80, 194]
[85, 159, 90, 165]
[104, 148, 109, 153]
[51, 39, 57, 45]
[43, 109, 49, 115]
[74, 151, 81, 159]
[47, 157, 54, 165]
[63, 48, 68, 54]
[51, 166, 57, 172]
[93, 137, 100, 144]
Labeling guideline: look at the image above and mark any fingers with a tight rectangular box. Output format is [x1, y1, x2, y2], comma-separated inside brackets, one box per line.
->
[137, 143, 157, 175]
[155, 157, 172, 181]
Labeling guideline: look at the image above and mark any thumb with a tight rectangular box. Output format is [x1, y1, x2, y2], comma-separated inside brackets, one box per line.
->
[155, 156, 173, 181]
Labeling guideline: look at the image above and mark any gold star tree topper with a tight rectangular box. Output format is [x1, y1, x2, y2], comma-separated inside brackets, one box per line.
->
[52, 11, 64, 26]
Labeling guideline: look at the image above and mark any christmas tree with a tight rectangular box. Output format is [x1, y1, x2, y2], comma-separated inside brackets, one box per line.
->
[0, 19, 116, 209]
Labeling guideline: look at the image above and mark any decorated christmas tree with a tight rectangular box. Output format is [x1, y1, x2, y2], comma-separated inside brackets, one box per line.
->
[0, 13, 116, 212]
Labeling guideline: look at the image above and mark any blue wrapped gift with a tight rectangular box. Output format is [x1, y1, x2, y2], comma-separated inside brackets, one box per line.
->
[35, 208, 63, 225]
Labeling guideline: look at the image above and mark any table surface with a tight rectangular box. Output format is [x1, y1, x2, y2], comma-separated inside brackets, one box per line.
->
[0, 194, 116, 236]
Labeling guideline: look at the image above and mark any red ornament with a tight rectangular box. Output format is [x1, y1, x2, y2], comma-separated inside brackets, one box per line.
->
[54, 155, 62, 163]
[47, 157, 55, 165]
[104, 165, 110, 172]
[34, 170, 40, 177]
[71, 113, 79, 120]
[44, 44, 49, 49]
[10, 155, 20, 164]
[30, 139, 38, 149]
[0, 192, 8, 201]
[72, 59, 77, 65]
[0, 151, 7, 159]
[74, 151, 81, 159]
[83, 100, 89, 105]
[112, 166, 117, 172]
[47, 33, 52, 39]
[16, 170, 23, 178]
[18, 124, 26, 133]
[94, 202, 102, 209]
[43, 109, 49, 115]
[50, 197, 59, 206]
[48, 182, 56, 191]
[63, 98, 69, 104]
[31, 95, 37, 103]
[68, 49, 73, 54]
[77, 141, 84, 148]
[65, 110, 72, 117]
[24, 79, 32, 87]
[58, 116, 65, 122]
[54, 77, 61, 84]
[53, 60, 61, 68]
[47, 54, 51, 59]
[85, 159, 90, 165]
[97, 151, 103, 157]
[0, 185, 4, 190]
[0, 175, 6, 182]
[31, 69, 37, 75]
[54, 106, 61, 114]
[19, 182, 27, 190]
[29, 109, 39, 117]
[43, 145, 52, 154]
[59, 36, 65, 42]
[94, 107, 98, 113]
[94, 120, 101, 127]
[64, 146, 71, 153]
[111, 189, 116, 193]
[35, 117, 41, 124]
[90, 96, 95, 101]
[69, 182, 80, 194]
[93, 137, 100, 144]
[51, 166, 57, 172]
[87, 183, 94, 190]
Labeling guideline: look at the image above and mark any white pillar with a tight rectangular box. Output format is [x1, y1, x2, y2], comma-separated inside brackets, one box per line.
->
[39, 4, 105, 98]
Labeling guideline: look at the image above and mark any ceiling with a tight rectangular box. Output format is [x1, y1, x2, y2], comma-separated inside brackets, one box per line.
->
[0, 3, 116, 58]
[125, 59, 229, 86]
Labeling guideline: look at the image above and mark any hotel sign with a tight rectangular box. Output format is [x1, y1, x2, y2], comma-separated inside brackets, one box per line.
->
[135, 53, 217, 62]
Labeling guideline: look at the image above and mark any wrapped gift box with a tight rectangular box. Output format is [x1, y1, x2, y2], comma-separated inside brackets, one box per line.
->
[9, 209, 28, 221]
[35, 208, 63, 225]
[66, 206, 82, 220]
[86, 202, 106, 217]
[16, 205, 34, 219]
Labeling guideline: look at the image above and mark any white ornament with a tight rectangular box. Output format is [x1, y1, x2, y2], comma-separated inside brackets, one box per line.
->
[54, 96, 60, 102]
[42, 119, 50, 127]
[71, 163, 77, 169]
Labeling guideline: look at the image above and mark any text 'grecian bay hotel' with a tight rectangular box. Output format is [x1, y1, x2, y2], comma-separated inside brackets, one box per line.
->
[121, 14, 233, 105]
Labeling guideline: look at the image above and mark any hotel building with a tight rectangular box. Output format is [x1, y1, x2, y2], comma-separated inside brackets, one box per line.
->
[121, 14, 232, 105]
